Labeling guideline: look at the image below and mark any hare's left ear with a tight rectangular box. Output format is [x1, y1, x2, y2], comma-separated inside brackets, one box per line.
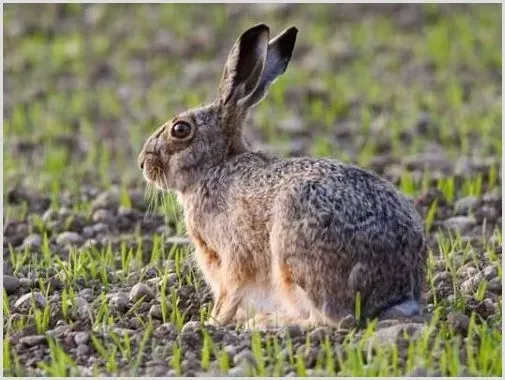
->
[242, 26, 298, 108]
[218, 24, 270, 106]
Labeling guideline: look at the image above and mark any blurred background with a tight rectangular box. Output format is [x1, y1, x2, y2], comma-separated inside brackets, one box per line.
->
[3, 3, 502, 196]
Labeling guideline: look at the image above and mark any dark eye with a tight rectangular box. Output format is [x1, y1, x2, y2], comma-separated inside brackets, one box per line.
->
[170, 121, 192, 139]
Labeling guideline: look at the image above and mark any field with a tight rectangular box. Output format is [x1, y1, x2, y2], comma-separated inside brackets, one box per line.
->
[3, 3, 502, 376]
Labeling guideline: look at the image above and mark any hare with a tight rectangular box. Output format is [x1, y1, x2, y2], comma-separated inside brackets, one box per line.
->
[138, 24, 427, 329]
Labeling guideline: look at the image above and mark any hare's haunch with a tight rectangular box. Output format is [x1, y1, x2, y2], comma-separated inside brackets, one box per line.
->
[139, 24, 427, 329]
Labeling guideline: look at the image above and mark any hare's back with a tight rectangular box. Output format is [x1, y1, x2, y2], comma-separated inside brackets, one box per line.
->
[270, 158, 424, 252]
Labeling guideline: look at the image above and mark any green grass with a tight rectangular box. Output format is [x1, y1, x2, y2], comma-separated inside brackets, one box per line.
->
[3, 3, 502, 377]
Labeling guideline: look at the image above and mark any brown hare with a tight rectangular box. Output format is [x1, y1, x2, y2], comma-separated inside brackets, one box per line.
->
[138, 24, 427, 329]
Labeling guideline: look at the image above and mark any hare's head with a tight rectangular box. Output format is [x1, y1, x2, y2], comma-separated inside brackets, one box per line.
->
[138, 24, 297, 192]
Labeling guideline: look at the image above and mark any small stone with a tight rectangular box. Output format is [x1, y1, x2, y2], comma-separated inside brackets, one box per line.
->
[21, 234, 42, 250]
[92, 209, 115, 224]
[308, 326, 330, 342]
[92, 223, 108, 234]
[74, 332, 90, 345]
[42, 209, 57, 223]
[108, 292, 130, 313]
[165, 236, 192, 248]
[454, 196, 479, 215]
[483, 265, 498, 281]
[78, 288, 94, 302]
[181, 321, 201, 335]
[92, 191, 119, 211]
[447, 312, 470, 335]
[487, 277, 501, 294]
[227, 366, 247, 377]
[82, 226, 94, 239]
[148, 304, 163, 319]
[371, 323, 424, 347]
[461, 273, 483, 295]
[146, 364, 168, 376]
[475, 298, 497, 318]
[76, 344, 90, 356]
[56, 232, 84, 246]
[19, 335, 46, 347]
[433, 271, 451, 285]
[75, 297, 92, 320]
[14, 292, 46, 309]
[280, 324, 304, 338]
[129, 283, 155, 303]
[154, 322, 177, 338]
[443, 216, 476, 234]
[233, 349, 256, 367]
[3, 275, 21, 295]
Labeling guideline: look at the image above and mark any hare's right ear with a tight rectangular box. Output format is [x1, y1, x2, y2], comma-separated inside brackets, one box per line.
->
[218, 24, 270, 107]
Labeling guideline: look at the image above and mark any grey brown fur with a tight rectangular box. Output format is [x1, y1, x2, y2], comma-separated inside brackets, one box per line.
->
[138, 24, 427, 328]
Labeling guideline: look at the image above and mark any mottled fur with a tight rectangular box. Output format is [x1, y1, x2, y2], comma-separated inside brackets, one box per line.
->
[138, 24, 427, 328]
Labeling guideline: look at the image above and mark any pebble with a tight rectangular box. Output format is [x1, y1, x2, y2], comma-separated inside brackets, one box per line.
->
[21, 234, 42, 250]
[369, 323, 424, 347]
[56, 231, 84, 246]
[14, 292, 46, 309]
[461, 273, 482, 295]
[443, 216, 476, 234]
[233, 349, 256, 367]
[92, 191, 119, 211]
[78, 288, 94, 302]
[483, 265, 498, 281]
[181, 321, 201, 334]
[42, 209, 57, 223]
[19, 335, 46, 347]
[74, 331, 90, 345]
[129, 283, 155, 303]
[454, 196, 478, 215]
[76, 297, 92, 320]
[92, 209, 115, 224]
[476, 298, 497, 318]
[433, 271, 451, 285]
[76, 344, 90, 356]
[308, 326, 331, 342]
[148, 304, 163, 319]
[487, 277, 501, 294]
[108, 292, 130, 313]
[82, 226, 95, 239]
[447, 312, 470, 335]
[3, 275, 21, 295]
[165, 236, 192, 248]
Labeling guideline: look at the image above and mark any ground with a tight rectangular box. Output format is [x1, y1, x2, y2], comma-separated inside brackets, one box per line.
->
[2, 3, 502, 377]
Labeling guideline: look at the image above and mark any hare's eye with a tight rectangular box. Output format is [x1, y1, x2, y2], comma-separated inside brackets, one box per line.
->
[171, 121, 192, 139]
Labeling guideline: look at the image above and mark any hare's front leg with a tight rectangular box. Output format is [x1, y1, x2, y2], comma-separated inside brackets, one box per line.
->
[208, 285, 242, 326]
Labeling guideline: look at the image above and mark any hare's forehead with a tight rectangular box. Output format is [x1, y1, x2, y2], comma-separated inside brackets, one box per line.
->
[176, 104, 219, 128]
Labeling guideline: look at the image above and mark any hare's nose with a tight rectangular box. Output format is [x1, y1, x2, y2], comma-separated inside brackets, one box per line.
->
[140, 160, 145, 170]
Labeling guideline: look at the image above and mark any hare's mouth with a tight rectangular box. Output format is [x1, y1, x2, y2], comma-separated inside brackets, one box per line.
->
[141, 156, 167, 189]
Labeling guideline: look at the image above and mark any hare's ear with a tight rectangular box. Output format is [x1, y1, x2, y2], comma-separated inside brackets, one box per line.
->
[218, 24, 269, 106]
[242, 26, 298, 108]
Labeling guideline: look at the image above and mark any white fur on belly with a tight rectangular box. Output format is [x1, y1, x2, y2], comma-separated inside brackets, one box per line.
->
[239, 284, 282, 316]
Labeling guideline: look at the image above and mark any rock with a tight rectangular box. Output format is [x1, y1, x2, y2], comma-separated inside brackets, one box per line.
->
[92, 191, 119, 211]
[280, 324, 304, 338]
[92, 209, 115, 224]
[148, 304, 163, 319]
[56, 232, 84, 246]
[42, 209, 57, 223]
[154, 323, 177, 338]
[165, 236, 192, 249]
[3, 275, 21, 295]
[14, 292, 46, 309]
[433, 271, 451, 286]
[475, 298, 497, 318]
[403, 153, 453, 173]
[181, 321, 201, 335]
[74, 331, 90, 345]
[447, 312, 470, 335]
[443, 216, 476, 234]
[75, 297, 92, 320]
[370, 323, 424, 347]
[128, 189, 147, 210]
[233, 349, 256, 367]
[454, 196, 478, 215]
[129, 283, 155, 303]
[227, 366, 247, 376]
[19, 335, 46, 347]
[108, 292, 130, 313]
[487, 277, 501, 294]
[21, 234, 42, 250]
[82, 226, 94, 239]
[78, 288, 94, 302]
[76, 344, 90, 356]
[146, 364, 169, 376]
[308, 326, 331, 342]
[483, 265, 498, 281]
[461, 273, 483, 295]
